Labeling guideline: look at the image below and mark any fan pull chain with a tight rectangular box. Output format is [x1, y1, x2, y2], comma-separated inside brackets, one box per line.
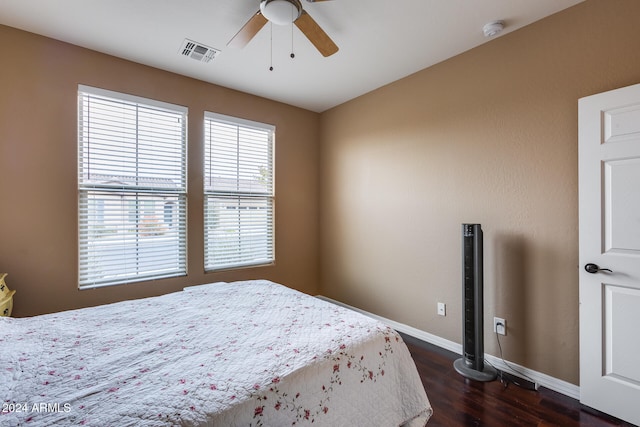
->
[290, 20, 295, 59]
[269, 22, 274, 71]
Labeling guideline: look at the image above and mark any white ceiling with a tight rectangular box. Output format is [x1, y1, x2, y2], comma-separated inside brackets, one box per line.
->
[0, 0, 584, 112]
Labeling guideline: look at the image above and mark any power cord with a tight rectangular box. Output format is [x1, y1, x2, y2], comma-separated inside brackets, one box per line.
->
[488, 322, 539, 391]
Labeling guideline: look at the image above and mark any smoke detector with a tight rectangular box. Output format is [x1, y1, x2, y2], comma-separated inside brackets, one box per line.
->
[180, 39, 220, 63]
[483, 20, 505, 38]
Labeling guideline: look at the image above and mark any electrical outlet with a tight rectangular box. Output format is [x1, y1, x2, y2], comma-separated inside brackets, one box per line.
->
[493, 317, 506, 335]
[437, 302, 446, 316]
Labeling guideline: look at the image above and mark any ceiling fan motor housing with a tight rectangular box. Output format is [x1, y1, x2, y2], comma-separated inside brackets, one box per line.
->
[260, 0, 302, 25]
[228, 0, 338, 57]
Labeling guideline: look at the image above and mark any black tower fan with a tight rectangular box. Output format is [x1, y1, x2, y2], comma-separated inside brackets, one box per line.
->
[453, 224, 497, 381]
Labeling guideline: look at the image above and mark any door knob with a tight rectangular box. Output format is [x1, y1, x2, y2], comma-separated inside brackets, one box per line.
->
[584, 263, 612, 274]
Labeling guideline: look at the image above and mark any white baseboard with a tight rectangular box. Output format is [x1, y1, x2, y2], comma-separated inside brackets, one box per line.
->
[316, 295, 580, 400]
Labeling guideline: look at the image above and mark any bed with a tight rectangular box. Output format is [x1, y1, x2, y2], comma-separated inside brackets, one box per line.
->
[1, 279, 432, 426]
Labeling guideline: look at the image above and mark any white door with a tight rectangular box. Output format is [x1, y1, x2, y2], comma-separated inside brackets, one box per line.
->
[579, 83, 640, 426]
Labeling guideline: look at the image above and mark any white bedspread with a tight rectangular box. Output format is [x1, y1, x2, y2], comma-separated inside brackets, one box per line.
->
[1, 280, 432, 426]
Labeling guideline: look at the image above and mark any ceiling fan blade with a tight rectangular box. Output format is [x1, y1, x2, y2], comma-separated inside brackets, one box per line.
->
[294, 10, 338, 57]
[227, 11, 268, 49]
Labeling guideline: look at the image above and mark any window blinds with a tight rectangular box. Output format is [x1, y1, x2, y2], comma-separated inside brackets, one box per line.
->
[204, 112, 275, 270]
[78, 86, 187, 288]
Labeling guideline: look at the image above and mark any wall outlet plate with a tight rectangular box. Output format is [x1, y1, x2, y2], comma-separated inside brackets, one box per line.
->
[494, 317, 506, 335]
[437, 302, 446, 316]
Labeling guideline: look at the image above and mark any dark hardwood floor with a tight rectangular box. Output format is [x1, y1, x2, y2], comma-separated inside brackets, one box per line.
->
[401, 334, 636, 427]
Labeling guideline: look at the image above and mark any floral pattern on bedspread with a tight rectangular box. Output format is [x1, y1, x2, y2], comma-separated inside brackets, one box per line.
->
[0, 280, 432, 427]
[250, 329, 397, 426]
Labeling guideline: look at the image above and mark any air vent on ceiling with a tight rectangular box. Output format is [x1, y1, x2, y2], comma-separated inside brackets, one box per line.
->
[180, 39, 220, 63]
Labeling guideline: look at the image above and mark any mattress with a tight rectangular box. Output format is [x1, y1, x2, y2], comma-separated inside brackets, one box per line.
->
[1, 280, 432, 426]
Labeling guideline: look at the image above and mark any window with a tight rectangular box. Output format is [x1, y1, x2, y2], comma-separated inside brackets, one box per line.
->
[204, 112, 274, 270]
[78, 86, 187, 288]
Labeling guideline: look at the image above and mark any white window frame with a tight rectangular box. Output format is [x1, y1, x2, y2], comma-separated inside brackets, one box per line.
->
[204, 112, 275, 271]
[78, 85, 188, 289]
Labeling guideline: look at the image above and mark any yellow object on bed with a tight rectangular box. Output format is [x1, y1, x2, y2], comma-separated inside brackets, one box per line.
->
[0, 273, 15, 317]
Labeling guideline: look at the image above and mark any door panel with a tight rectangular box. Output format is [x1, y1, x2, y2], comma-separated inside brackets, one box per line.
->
[604, 158, 640, 253]
[604, 104, 640, 143]
[604, 284, 640, 382]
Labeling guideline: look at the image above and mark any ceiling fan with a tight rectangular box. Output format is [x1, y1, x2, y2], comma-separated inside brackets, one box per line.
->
[227, 0, 339, 57]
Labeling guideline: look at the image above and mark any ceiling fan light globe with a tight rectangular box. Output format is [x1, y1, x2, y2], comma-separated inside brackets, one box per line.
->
[260, 0, 301, 26]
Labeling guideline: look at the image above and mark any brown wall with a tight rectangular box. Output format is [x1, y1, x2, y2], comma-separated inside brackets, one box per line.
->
[0, 25, 320, 317]
[318, 0, 640, 385]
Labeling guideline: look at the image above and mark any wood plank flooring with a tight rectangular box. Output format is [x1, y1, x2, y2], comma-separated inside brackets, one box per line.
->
[401, 334, 636, 427]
